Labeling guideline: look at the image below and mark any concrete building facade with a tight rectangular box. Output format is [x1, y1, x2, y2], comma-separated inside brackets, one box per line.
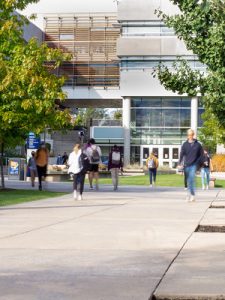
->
[24, 0, 204, 167]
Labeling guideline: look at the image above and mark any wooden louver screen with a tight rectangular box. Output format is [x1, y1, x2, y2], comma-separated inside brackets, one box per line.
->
[44, 14, 120, 87]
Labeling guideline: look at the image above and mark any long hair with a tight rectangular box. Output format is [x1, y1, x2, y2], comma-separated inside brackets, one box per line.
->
[73, 144, 81, 154]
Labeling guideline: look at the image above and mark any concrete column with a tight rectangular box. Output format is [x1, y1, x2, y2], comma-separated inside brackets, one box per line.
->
[123, 97, 131, 167]
[191, 97, 198, 137]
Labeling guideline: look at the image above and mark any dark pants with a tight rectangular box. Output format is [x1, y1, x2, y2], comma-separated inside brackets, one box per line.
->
[184, 171, 187, 188]
[36, 165, 47, 189]
[73, 172, 86, 195]
[149, 168, 157, 184]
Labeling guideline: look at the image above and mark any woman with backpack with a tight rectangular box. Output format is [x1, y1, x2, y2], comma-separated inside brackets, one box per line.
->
[86, 138, 102, 190]
[146, 152, 159, 187]
[108, 145, 123, 191]
[68, 144, 89, 201]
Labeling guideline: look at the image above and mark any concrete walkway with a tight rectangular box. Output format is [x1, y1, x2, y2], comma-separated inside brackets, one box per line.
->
[0, 183, 224, 300]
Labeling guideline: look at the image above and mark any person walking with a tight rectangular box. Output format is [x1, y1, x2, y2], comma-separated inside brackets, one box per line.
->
[36, 143, 49, 191]
[178, 129, 203, 202]
[146, 152, 159, 187]
[68, 144, 89, 201]
[86, 138, 102, 190]
[28, 151, 37, 187]
[108, 145, 123, 191]
[201, 149, 213, 190]
[62, 152, 68, 165]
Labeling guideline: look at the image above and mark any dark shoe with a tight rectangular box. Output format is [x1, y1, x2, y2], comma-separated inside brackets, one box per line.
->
[39, 185, 42, 191]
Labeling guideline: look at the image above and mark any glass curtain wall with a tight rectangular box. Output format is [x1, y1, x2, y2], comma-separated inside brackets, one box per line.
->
[131, 97, 193, 145]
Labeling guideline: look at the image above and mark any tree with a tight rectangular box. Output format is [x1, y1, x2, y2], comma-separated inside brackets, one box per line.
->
[154, 0, 225, 137]
[75, 108, 109, 128]
[0, 0, 73, 188]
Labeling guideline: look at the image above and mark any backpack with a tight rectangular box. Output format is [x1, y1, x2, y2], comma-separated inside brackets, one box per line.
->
[112, 151, 120, 165]
[90, 147, 100, 164]
[79, 152, 91, 173]
[148, 158, 156, 169]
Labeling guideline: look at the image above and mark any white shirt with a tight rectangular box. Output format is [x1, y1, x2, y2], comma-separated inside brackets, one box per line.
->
[67, 150, 82, 174]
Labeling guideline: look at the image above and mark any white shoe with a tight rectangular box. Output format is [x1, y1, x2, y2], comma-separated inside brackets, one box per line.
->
[77, 195, 83, 201]
[184, 187, 188, 191]
[190, 195, 196, 202]
[202, 185, 205, 190]
[73, 191, 77, 200]
[206, 185, 209, 190]
[150, 184, 153, 188]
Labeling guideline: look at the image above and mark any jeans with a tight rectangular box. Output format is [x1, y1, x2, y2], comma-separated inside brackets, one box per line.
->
[184, 165, 197, 196]
[73, 172, 86, 195]
[110, 168, 119, 190]
[149, 168, 157, 184]
[201, 167, 210, 186]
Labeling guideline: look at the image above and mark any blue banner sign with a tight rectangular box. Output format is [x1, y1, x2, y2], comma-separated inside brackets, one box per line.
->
[27, 132, 40, 149]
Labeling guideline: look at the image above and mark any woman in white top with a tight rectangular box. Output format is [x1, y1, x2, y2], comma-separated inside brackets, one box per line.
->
[68, 144, 85, 201]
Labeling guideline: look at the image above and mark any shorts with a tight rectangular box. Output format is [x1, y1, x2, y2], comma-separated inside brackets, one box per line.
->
[89, 164, 99, 172]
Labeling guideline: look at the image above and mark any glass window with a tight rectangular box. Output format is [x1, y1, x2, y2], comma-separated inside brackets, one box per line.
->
[162, 98, 180, 107]
[60, 34, 74, 40]
[163, 148, 169, 159]
[150, 109, 162, 127]
[198, 108, 205, 127]
[143, 148, 149, 159]
[173, 148, 179, 159]
[180, 109, 191, 127]
[162, 109, 180, 127]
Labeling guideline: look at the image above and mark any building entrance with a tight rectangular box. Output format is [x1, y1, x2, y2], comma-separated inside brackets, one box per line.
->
[141, 145, 181, 169]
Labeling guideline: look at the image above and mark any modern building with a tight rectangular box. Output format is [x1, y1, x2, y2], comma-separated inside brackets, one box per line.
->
[23, 0, 204, 167]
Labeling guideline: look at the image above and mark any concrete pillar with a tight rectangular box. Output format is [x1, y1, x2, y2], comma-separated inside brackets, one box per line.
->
[123, 97, 131, 167]
[191, 97, 198, 137]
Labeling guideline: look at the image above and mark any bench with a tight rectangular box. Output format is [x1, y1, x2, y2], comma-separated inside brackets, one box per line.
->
[209, 177, 216, 188]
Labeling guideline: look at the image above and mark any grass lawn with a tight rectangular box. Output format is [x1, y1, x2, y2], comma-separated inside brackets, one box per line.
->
[0, 190, 65, 207]
[97, 174, 225, 188]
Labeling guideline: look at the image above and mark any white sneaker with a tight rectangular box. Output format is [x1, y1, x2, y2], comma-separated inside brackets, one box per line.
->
[150, 184, 153, 188]
[73, 190, 77, 200]
[184, 187, 188, 191]
[206, 185, 209, 190]
[190, 195, 196, 202]
[77, 195, 83, 201]
[202, 185, 205, 190]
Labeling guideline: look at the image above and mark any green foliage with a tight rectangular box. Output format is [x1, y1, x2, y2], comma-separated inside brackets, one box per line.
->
[154, 0, 225, 131]
[75, 108, 109, 127]
[113, 109, 122, 120]
[199, 109, 225, 153]
[0, 0, 74, 187]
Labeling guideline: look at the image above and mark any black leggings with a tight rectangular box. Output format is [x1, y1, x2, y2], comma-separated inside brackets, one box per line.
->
[37, 165, 47, 188]
[73, 172, 86, 195]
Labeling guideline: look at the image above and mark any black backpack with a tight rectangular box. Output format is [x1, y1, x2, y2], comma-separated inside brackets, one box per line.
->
[79, 152, 91, 173]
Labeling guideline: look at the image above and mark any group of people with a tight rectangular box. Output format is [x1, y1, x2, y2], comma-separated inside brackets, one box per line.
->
[27, 143, 49, 191]
[67, 138, 123, 200]
[145, 128, 213, 202]
[56, 152, 68, 165]
[28, 129, 213, 203]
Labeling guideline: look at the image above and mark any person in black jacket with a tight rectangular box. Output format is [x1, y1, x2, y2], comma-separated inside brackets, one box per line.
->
[178, 129, 203, 202]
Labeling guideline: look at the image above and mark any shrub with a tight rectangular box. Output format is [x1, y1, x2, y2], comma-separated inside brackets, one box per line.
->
[212, 154, 225, 172]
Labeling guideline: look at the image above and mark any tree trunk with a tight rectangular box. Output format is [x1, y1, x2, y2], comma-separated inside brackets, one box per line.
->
[0, 142, 5, 189]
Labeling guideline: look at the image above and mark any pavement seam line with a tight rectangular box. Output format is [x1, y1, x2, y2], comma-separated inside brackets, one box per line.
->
[149, 195, 217, 300]
[0, 200, 132, 241]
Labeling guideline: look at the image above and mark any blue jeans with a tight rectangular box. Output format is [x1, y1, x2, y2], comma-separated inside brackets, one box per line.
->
[149, 168, 157, 184]
[185, 165, 197, 196]
[201, 167, 210, 186]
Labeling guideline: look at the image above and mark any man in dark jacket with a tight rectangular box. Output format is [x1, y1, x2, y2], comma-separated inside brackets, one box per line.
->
[108, 145, 123, 191]
[178, 129, 203, 202]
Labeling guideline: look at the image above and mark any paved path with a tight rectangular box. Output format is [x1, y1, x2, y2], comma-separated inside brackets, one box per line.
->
[0, 184, 224, 300]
